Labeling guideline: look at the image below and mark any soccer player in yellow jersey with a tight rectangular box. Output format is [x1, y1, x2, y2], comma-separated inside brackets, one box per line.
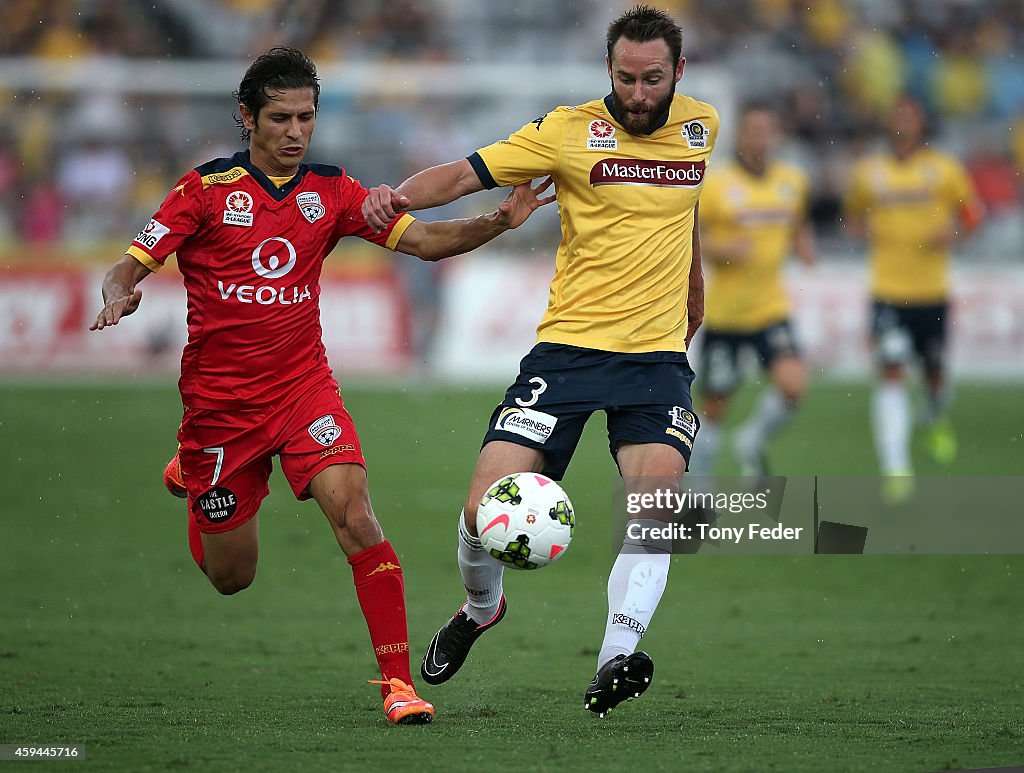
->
[364, 5, 717, 717]
[688, 102, 816, 478]
[844, 95, 983, 498]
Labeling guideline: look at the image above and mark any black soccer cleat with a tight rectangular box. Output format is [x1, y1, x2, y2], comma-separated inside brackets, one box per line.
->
[584, 651, 654, 718]
[421, 596, 507, 685]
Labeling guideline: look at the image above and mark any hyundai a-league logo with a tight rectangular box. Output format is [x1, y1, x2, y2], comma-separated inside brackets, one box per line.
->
[589, 120, 616, 139]
[587, 119, 618, 150]
[226, 191, 252, 213]
[308, 414, 342, 446]
[223, 190, 254, 227]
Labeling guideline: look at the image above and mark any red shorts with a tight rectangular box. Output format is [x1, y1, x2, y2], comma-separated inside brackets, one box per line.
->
[177, 378, 366, 534]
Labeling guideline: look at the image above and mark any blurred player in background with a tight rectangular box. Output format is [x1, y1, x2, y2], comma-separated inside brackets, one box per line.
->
[364, 5, 716, 717]
[688, 102, 816, 478]
[844, 94, 983, 501]
[89, 47, 550, 724]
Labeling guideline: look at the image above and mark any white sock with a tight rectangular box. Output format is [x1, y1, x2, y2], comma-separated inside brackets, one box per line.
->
[457, 514, 504, 624]
[597, 520, 671, 669]
[872, 381, 912, 474]
[688, 419, 720, 476]
[735, 389, 796, 451]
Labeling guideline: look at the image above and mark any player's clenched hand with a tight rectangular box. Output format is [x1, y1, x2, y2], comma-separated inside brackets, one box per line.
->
[90, 289, 143, 331]
[495, 177, 556, 230]
[362, 184, 411, 233]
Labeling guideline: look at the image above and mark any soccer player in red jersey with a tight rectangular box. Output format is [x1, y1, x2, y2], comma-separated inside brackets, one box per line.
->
[89, 47, 552, 725]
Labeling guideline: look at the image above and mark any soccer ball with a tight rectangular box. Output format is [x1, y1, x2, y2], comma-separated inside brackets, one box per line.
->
[476, 473, 575, 570]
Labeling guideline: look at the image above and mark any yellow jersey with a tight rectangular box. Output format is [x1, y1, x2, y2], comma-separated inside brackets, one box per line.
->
[470, 93, 719, 353]
[845, 147, 980, 304]
[700, 160, 809, 331]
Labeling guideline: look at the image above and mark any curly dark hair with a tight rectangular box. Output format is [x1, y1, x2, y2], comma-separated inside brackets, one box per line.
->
[606, 5, 683, 67]
[232, 47, 320, 143]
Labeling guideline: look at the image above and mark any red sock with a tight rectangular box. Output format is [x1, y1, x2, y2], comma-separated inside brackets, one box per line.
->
[187, 514, 205, 571]
[348, 540, 413, 698]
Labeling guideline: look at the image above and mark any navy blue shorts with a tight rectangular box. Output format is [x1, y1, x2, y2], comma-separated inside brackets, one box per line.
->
[481, 343, 699, 480]
[871, 300, 947, 373]
[698, 319, 800, 395]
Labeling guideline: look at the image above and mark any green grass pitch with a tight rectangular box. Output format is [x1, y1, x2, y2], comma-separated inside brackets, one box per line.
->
[1, 381, 1022, 771]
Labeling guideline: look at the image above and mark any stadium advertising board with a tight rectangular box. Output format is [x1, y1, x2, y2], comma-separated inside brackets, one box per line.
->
[0, 267, 410, 375]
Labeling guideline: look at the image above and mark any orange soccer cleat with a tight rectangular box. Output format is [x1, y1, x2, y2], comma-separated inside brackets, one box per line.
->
[369, 677, 434, 725]
[163, 453, 187, 499]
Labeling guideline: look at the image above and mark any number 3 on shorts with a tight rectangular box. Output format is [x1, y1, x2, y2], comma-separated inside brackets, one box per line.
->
[203, 446, 225, 486]
[515, 376, 548, 408]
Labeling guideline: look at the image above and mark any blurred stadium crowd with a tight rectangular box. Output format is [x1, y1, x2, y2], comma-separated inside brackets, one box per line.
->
[0, 0, 1021, 259]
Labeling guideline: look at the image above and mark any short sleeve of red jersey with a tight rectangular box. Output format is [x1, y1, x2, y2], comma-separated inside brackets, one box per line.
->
[333, 172, 415, 250]
[125, 171, 206, 271]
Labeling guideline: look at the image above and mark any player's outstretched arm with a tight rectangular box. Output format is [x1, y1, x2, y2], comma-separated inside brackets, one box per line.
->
[363, 159, 486, 233]
[90, 255, 152, 331]
[395, 178, 555, 263]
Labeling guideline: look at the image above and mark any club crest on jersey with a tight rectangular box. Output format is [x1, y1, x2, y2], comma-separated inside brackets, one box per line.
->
[682, 121, 708, 149]
[587, 119, 618, 150]
[223, 190, 254, 227]
[297, 192, 325, 224]
[308, 414, 342, 446]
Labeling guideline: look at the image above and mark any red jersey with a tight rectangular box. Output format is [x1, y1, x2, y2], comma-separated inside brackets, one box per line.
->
[126, 151, 414, 409]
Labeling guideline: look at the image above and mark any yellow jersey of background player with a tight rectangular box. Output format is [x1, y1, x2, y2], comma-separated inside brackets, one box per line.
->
[700, 158, 810, 331]
[846, 124, 982, 306]
[843, 94, 983, 498]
